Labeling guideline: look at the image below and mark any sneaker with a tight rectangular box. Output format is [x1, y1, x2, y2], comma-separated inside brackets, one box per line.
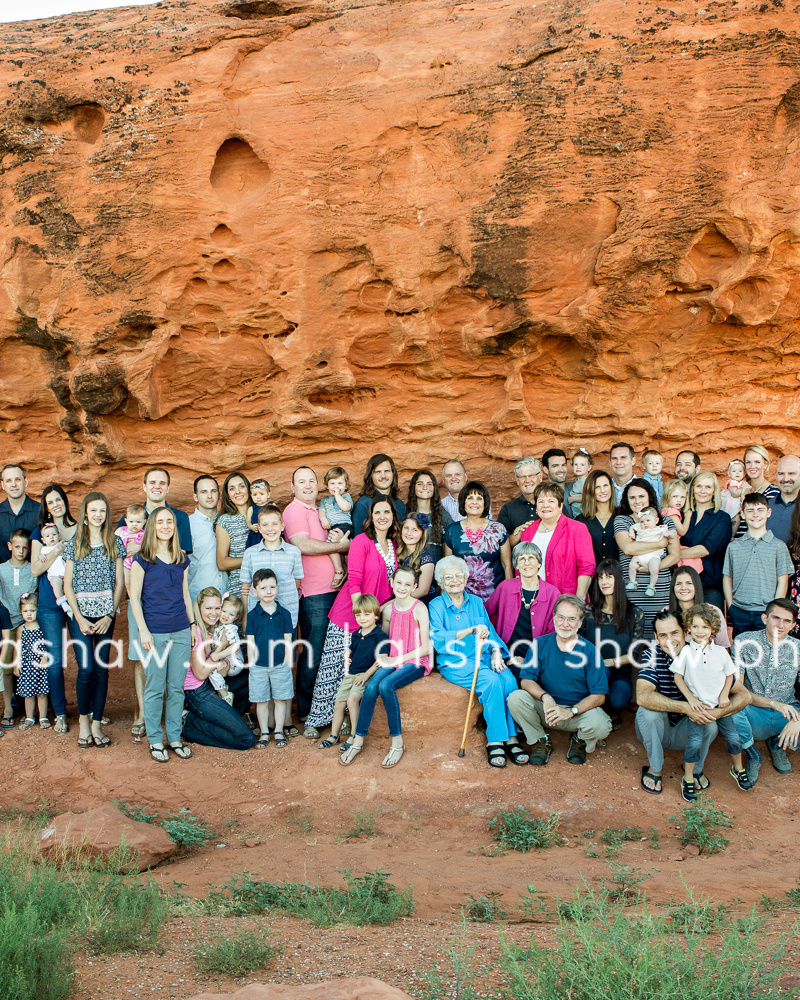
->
[767, 736, 792, 774]
[681, 777, 698, 802]
[625, 580, 638, 591]
[645, 585, 656, 597]
[730, 765, 753, 791]
[566, 733, 587, 765]
[744, 745, 762, 785]
[528, 737, 553, 766]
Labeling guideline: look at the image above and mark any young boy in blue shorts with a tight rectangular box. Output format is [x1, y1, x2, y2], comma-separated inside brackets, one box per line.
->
[245, 568, 294, 749]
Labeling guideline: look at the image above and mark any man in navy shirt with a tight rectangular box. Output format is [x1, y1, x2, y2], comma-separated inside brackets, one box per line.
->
[635, 610, 750, 795]
[507, 595, 611, 765]
[117, 467, 193, 556]
[0, 464, 38, 564]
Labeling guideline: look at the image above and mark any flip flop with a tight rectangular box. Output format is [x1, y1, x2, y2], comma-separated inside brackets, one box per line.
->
[340, 743, 363, 765]
[169, 742, 193, 759]
[92, 734, 111, 748]
[641, 765, 662, 794]
[285, 725, 301, 738]
[382, 744, 405, 768]
[149, 744, 169, 763]
[78, 735, 93, 749]
[0, 717, 14, 729]
[131, 722, 146, 739]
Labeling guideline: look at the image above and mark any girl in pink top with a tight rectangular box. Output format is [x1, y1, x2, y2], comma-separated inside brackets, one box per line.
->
[341, 565, 431, 768]
[304, 499, 398, 737]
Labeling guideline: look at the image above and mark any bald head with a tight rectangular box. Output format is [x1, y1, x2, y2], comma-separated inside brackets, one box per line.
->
[776, 455, 800, 501]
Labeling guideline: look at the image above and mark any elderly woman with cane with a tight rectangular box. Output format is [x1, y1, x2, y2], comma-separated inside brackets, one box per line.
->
[428, 556, 525, 768]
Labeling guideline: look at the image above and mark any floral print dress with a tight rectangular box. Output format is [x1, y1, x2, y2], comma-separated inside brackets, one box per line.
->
[444, 520, 508, 600]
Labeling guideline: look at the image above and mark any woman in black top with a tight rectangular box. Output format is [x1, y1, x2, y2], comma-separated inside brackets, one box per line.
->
[678, 473, 732, 612]
[582, 558, 644, 727]
[577, 470, 619, 564]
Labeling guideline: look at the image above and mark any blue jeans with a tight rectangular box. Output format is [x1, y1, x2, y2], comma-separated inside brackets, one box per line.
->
[728, 605, 766, 639]
[39, 603, 68, 717]
[68, 615, 115, 722]
[355, 664, 425, 738]
[635, 707, 717, 774]
[606, 667, 633, 716]
[183, 680, 256, 749]
[735, 705, 793, 749]
[685, 712, 740, 763]
[296, 591, 336, 720]
[143, 629, 190, 746]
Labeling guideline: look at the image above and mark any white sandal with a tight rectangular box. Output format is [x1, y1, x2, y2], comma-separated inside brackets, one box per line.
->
[382, 744, 405, 768]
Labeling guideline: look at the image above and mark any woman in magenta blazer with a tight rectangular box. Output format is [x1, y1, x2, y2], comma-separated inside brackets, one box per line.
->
[485, 540, 560, 679]
[304, 498, 398, 738]
[519, 482, 596, 597]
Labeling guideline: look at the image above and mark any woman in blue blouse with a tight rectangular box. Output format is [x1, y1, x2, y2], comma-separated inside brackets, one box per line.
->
[678, 472, 732, 612]
[443, 481, 512, 600]
[429, 556, 525, 768]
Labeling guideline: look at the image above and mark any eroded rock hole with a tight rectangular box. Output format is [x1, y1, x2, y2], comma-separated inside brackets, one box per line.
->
[210, 138, 271, 203]
[71, 103, 105, 144]
[222, 0, 301, 17]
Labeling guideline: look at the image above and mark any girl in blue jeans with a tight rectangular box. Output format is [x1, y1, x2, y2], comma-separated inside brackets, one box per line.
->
[340, 566, 431, 767]
[63, 492, 125, 749]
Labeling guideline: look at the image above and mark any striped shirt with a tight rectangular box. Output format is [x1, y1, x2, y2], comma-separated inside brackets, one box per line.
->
[722, 529, 793, 612]
[239, 539, 303, 626]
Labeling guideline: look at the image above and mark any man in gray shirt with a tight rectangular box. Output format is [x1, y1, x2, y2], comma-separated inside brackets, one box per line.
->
[188, 475, 227, 601]
[733, 598, 800, 781]
[722, 493, 793, 638]
[768, 454, 800, 543]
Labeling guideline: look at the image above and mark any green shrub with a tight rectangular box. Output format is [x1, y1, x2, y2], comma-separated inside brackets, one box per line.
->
[463, 892, 506, 923]
[416, 915, 490, 1000]
[112, 800, 159, 825]
[597, 862, 652, 904]
[600, 826, 643, 856]
[517, 885, 548, 922]
[84, 876, 168, 953]
[0, 904, 73, 1000]
[499, 894, 795, 1000]
[488, 808, 560, 852]
[161, 808, 214, 849]
[648, 827, 660, 849]
[668, 893, 728, 935]
[194, 922, 281, 975]
[204, 868, 413, 927]
[669, 798, 733, 855]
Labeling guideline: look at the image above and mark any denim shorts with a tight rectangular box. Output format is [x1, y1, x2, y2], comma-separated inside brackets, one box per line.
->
[249, 663, 293, 702]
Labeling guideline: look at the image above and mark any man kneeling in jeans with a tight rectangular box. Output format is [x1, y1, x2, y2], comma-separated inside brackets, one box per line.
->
[636, 610, 751, 794]
[507, 595, 612, 765]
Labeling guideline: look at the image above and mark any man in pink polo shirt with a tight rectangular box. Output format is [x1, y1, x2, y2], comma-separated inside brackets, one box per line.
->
[283, 466, 351, 723]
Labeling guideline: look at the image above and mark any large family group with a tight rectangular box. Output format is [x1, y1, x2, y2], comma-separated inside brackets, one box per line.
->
[1, 442, 799, 802]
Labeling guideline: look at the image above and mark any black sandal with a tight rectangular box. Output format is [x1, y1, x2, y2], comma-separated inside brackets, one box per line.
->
[149, 744, 169, 763]
[641, 765, 662, 794]
[506, 743, 529, 765]
[486, 743, 507, 768]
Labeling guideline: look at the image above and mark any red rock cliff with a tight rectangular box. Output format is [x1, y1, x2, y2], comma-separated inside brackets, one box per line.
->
[1, 0, 799, 506]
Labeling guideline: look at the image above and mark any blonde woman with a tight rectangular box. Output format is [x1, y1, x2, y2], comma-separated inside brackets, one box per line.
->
[182, 586, 255, 751]
[732, 444, 781, 538]
[129, 507, 195, 762]
[64, 492, 125, 749]
[678, 473, 732, 612]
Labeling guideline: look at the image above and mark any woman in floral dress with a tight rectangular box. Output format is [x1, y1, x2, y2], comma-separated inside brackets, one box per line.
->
[443, 481, 512, 600]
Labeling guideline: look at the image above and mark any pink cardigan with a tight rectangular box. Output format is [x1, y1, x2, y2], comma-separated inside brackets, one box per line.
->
[520, 516, 596, 596]
[485, 577, 560, 644]
[328, 533, 396, 631]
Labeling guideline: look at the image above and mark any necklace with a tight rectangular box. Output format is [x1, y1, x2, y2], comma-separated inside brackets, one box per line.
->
[464, 525, 484, 545]
[520, 586, 539, 609]
[375, 538, 395, 580]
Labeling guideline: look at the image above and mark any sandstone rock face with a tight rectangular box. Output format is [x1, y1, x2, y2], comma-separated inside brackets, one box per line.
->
[1, 1, 799, 507]
[188, 977, 415, 1000]
[39, 801, 177, 870]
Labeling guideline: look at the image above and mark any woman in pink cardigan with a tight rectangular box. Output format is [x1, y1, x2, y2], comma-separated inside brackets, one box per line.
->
[303, 498, 398, 738]
[485, 541, 560, 679]
[520, 482, 596, 598]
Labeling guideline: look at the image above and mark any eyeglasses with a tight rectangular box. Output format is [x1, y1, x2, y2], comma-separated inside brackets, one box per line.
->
[554, 614, 581, 626]
[442, 575, 466, 584]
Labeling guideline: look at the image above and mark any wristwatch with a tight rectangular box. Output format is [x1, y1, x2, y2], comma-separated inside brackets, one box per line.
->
[570, 706, 579, 716]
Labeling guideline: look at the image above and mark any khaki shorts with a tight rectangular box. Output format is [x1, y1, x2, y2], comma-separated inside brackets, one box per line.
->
[335, 673, 369, 702]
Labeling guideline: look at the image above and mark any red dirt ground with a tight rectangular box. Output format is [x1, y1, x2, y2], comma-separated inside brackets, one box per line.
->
[3, 669, 800, 998]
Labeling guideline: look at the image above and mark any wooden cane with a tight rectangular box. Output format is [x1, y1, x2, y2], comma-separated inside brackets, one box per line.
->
[458, 636, 483, 757]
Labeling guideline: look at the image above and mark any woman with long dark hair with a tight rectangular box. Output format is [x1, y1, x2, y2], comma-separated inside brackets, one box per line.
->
[443, 481, 511, 600]
[576, 470, 619, 564]
[63, 492, 125, 748]
[667, 566, 729, 647]
[215, 472, 253, 597]
[583, 558, 644, 727]
[395, 515, 436, 602]
[29, 484, 77, 733]
[406, 468, 451, 562]
[350, 454, 406, 536]
[614, 479, 680, 636]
